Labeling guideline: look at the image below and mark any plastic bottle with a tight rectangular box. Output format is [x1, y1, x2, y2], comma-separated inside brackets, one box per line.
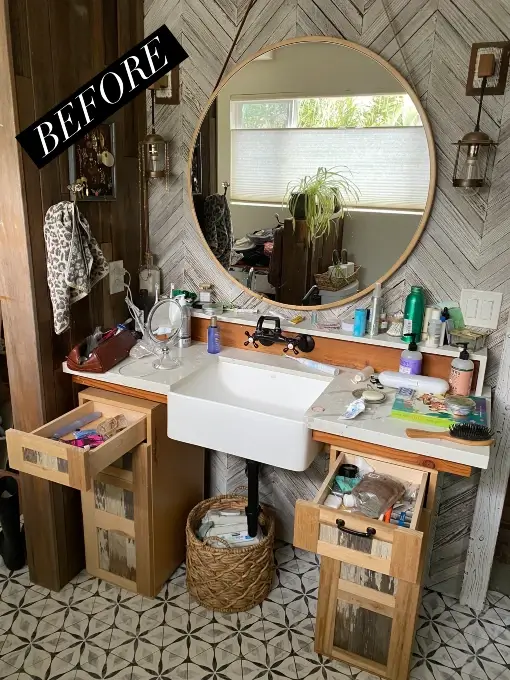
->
[207, 316, 221, 354]
[399, 334, 423, 375]
[402, 286, 425, 343]
[368, 282, 383, 336]
[449, 343, 474, 396]
[175, 295, 191, 348]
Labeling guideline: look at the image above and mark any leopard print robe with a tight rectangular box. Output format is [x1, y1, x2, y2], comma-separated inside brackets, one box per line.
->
[43, 201, 109, 335]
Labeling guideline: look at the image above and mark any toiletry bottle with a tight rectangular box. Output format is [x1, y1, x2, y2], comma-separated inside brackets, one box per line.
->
[353, 309, 367, 337]
[175, 294, 191, 348]
[402, 286, 425, 342]
[207, 316, 221, 354]
[399, 334, 422, 375]
[449, 343, 474, 396]
[368, 282, 383, 336]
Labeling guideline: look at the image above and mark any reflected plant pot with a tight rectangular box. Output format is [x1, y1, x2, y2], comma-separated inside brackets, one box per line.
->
[289, 192, 307, 219]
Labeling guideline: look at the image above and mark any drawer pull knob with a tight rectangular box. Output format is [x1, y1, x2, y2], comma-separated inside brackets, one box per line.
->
[336, 519, 376, 539]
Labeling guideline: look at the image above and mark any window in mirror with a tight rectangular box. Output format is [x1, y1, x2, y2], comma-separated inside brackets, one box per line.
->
[230, 94, 429, 211]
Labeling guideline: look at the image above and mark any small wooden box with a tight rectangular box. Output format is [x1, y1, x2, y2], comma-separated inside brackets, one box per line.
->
[79, 389, 204, 597]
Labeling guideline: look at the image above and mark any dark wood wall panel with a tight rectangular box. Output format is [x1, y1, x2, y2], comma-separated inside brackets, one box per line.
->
[5, 0, 144, 590]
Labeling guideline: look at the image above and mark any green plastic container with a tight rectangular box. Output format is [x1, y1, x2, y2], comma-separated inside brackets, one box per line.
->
[402, 286, 425, 343]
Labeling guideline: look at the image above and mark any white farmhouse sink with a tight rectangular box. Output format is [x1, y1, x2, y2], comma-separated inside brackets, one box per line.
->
[167, 356, 332, 471]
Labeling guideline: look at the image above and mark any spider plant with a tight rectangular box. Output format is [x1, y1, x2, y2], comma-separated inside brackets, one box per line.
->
[284, 167, 360, 242]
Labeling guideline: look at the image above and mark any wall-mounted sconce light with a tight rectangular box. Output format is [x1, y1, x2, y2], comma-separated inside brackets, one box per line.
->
[453, 43, 510, 192]
[138, 82, 172, 303]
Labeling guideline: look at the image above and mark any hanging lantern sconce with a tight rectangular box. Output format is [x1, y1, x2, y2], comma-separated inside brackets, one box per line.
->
[138, 78, 174, 304]
[453, 43, 510, 192]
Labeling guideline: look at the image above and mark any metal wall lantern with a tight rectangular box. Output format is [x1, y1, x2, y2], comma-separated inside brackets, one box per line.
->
[453, 51, 500, 192]
[453, 43, 510, 191]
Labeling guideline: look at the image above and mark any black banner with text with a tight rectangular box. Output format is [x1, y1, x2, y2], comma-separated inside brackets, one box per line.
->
[16, 25, 188, 169]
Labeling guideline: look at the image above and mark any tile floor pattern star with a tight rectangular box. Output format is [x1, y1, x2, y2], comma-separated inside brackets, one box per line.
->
[0, 542, 507, 679]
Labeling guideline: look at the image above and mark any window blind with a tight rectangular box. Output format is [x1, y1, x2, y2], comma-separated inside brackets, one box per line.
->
[230, 127, 429, 210]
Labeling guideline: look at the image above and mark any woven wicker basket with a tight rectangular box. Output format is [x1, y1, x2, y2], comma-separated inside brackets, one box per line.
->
[314, 265, 360, 292]
[186, 494, 275, 613]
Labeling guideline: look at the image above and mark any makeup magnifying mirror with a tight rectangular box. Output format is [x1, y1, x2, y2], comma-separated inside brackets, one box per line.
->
[146, 298, 183, 370]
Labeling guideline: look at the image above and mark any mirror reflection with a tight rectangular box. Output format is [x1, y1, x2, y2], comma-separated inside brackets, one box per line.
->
[191, 41, 431, 308]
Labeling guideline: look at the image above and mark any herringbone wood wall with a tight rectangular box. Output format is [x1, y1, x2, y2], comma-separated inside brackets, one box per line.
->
[144, 0, 510, 596]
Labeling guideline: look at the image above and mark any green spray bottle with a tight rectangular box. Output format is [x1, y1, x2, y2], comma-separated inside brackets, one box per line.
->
[401, 286, 425, 343]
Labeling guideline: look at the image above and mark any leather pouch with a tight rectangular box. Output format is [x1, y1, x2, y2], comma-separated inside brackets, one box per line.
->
[66, 329, 136, 373]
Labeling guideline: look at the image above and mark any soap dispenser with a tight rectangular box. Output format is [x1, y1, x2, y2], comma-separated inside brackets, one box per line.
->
[399, 334, 422, 375]
[449, 343, 474, 396]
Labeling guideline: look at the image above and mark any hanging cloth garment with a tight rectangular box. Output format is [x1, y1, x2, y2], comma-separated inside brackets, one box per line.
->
[43, 201, 109, 335]
[202, 193, 233, 269]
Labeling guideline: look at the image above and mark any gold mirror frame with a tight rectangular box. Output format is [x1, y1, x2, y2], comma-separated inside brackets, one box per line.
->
[187, 36, 437, 311]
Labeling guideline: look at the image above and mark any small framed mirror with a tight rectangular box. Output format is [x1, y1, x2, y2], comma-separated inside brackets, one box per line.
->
[188, 37, 436, 310]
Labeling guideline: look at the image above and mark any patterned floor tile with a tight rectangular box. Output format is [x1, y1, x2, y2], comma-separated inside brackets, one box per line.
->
[20, 655, 75, 680]
[294, 643, 351, 679]
[0, 542, 508, 680]
[214, 611, 266, 657]
[262, 602, 315, 654]
[187, 646, 241, 679]
[244, 643, 298, 678]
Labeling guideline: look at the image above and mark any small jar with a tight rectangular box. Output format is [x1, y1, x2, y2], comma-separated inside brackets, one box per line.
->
[379, 312, 388, 333]
[387, 312, 404, 337]
[198, 284, 213, 304]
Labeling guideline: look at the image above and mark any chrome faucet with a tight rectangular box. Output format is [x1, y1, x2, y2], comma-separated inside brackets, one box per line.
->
[246, 267, 255, 290]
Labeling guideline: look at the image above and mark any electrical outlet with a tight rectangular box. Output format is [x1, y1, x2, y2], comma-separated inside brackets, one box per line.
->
[460, 288, 502, 330]
[109, 260, 124, 295]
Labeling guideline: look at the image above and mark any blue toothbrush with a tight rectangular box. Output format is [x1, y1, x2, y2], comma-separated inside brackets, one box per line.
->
[52, 412, 102, 440]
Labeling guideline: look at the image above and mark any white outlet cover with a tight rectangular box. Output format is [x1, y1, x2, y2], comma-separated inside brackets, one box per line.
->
[460, 288, 502, 330]
[109, 260, 124, 295]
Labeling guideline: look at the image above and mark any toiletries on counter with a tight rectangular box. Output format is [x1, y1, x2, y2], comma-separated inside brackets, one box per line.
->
[353, 365, 374, 383]
[353, 309, 367, 337]
[368, 282, 383, 336]
[426, 308, 442, 348]
[207, 316, 221, 354]
[379, 371, 449, 394]
[174, 294, 191, 348]
[402, 286, 425, 342]
[387, 312, 404, 337]
[286, 355, 340, 376]
[449, 343, 474, 396]
[399, 334, 422, 375]
[441, 307, 454, 345]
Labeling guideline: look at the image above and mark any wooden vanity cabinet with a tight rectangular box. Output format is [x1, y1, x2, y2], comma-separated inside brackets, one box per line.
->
[8, 388, 204, 597]
[294, 446, 438, 680]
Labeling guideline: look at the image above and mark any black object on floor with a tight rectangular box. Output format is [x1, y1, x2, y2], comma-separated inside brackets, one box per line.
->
[0, 476, 26, 571]
[245, 459, 260, 538]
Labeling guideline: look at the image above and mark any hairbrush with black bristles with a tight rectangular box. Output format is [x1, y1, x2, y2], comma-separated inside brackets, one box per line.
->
[406, 422, 493, 446]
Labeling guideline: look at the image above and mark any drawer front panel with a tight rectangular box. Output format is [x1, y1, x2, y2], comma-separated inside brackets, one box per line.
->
[334, 598, 392, 666]
[294, 449, 428, 584]
[94, 479, 134, 520]
[98, 528, 136, 582]
[6, 397, 147, 492]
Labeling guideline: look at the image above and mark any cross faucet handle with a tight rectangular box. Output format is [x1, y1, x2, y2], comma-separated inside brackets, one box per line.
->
[283, 340, 299, 355]
[244, 330, 259, 349]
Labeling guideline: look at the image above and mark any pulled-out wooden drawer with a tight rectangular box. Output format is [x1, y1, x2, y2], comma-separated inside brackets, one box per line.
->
[6, 393, 147, 492]
[294, 450, 429, 584]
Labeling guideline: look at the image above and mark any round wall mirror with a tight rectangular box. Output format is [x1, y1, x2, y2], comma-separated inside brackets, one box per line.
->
[189, 37, 436, 310]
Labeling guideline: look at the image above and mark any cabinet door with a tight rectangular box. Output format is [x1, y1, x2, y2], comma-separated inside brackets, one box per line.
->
[315, 557, 420, 680]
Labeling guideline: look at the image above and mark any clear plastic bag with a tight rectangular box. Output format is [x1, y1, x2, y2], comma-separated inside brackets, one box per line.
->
[351, 472, 405, 519]
[129, 331, 163, 359]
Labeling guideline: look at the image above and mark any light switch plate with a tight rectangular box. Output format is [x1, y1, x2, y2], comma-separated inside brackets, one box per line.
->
[109, 260, 124, 295]
[460, 288, 502, 329]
